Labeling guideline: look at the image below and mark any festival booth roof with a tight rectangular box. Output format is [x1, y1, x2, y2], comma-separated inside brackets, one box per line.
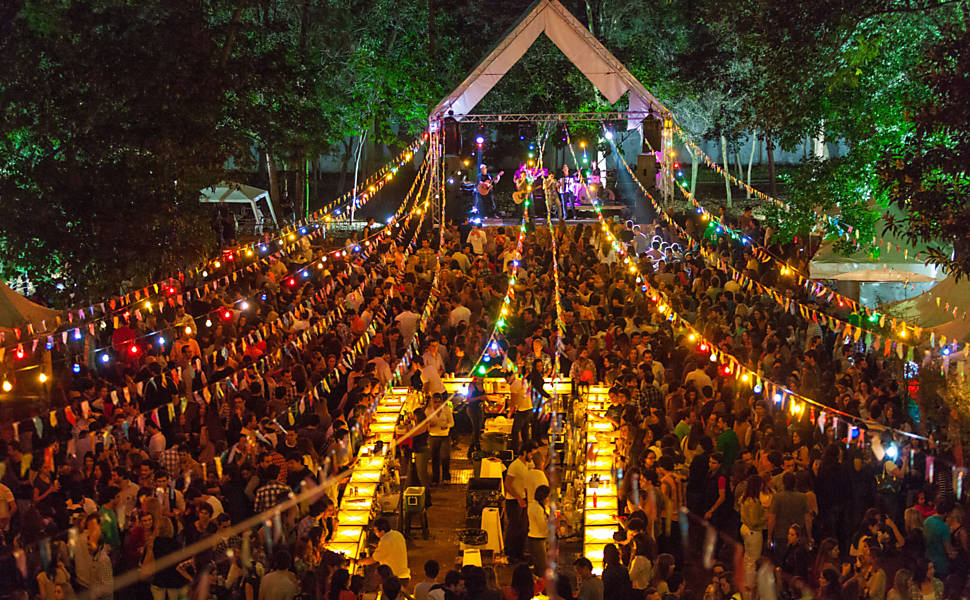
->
[809, 217, 945, 283]
[428, 0, 668, 128]
[880, 275, 970, 343]
[200, 182, 278, 227]
[0, 280, 61, 335]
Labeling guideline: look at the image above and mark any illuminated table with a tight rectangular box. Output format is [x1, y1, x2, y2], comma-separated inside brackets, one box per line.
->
[582, 388, 619, 574]
[326, 388, 412, 562]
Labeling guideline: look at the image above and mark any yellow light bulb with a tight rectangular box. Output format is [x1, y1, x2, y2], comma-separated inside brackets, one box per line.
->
[899, 328, 907, 338]
[213, 260, 221, 268]
[688, 333, 696, 342]
[143, 301, 151, 310]
[39, 373, 48, 384]
[741, 373, 750, 383]
[1, 381, 11, 392]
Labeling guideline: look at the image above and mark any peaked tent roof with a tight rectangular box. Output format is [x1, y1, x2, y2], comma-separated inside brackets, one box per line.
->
[881, 275, 970, 343]
[0, 280, 61, 333]
[810, 207, 948, 283]
[199, 182, 270, 204]
[200, 182, 278, 227]
[429, 0, 668, 127]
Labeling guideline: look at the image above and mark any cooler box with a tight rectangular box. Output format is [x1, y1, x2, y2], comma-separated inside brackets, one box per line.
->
[403, 486, 426, 513]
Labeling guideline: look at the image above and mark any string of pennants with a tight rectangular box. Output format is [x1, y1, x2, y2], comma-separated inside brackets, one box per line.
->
[592, 148, 937, 445]
[671, 127, 937, 263]
[607, 129, 963, 358]
[0, 147, 438, 580]
[2, 136, 428, 347]
[1, 219, 388, 367]
[3, 150, 434, 370]
[9, 175, 432, 447]
[667, 162, 969, 356]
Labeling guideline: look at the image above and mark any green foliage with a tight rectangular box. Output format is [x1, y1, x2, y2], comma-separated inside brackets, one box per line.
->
[879, 19, 970, 278]
[2, 0, 970, 303]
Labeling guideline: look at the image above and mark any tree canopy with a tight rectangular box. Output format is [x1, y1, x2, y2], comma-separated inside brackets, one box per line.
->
[2, 0, 969, 303]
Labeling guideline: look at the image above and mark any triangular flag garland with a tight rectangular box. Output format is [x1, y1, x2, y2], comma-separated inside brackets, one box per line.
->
[1, 137, 428, 356]
[6, 185, 433, 449]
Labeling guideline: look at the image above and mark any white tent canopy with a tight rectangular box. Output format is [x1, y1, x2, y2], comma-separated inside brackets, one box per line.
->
[200, 182, 278, 228]
[429, 0, 669, 127]
[881, 275, 970, 343]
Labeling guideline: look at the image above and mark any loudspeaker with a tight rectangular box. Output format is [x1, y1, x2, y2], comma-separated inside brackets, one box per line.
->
[444, 116, 461, 155]
[637, 154, 659, 189]
[642, 118, 662, 153]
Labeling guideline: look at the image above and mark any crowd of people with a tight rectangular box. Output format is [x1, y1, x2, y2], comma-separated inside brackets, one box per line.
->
[403, 210, 966, 600]
[0, 212, 452, 599]
[0, 192, 966, 600]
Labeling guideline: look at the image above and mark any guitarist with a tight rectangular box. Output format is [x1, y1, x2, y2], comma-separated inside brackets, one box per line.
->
[473, 164, 502, 217]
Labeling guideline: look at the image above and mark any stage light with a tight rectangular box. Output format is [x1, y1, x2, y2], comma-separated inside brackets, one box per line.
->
[129, 345, 140, 356]
[158, 337, 166, 346]
[885, 444, 899, 460]
[240, 301, 249, 311]
[74, 329, 82, 340]
[205, 319, 213, 328]
[604, 130, 614, 140]
[475, 136, 485, 145]
[72, 363, 81, 374]
[1, 381, 10, 393]
[101, 354, 110, 364]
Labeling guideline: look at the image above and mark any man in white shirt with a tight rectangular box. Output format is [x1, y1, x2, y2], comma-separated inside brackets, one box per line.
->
[448, 301, 472, 330]
[684, 362, 713, 393]
[421, 340, 447, 395]
[395, 303, 421, 340]
[146, 422, 166, 458]
[506, 371, 532, 453]
[360, 518, 411, 584]
[427, 393, 454, 484]
[524, 445, 550, 509]
[467, 224, 487, 256]
[504, 441, 535, 561]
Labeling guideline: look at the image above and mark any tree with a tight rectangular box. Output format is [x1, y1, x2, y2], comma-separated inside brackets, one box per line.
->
[0, 0, 239, 302]
[880, 14, 970, 278]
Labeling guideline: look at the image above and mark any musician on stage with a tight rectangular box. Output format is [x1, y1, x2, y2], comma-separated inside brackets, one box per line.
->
[543, 172, 563, 221]
[473, 163, 501, 217]
[558, 165, 575, 218]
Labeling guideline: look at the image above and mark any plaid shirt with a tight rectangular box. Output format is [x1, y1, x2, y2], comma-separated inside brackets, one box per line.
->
[160, 447, 181, 478]
[254, 480, 291, 514]
[636, 384, 664, 418]
[266, 451, 288, 483]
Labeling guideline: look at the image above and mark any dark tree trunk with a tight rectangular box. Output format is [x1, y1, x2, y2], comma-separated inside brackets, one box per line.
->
[765, 130, 777, 198]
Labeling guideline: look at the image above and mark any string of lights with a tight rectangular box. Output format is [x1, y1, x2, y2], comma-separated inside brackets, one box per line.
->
[607, 133, 957, 364]
[2, 168, 434, 440]
[672, 127, 935, 263]
[2, 151, 433, 377]
[586, 187, 934, 446]
[628, 128, 934, 348]
[1, 137, 428, 348]
[468, 206, 530, 377]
